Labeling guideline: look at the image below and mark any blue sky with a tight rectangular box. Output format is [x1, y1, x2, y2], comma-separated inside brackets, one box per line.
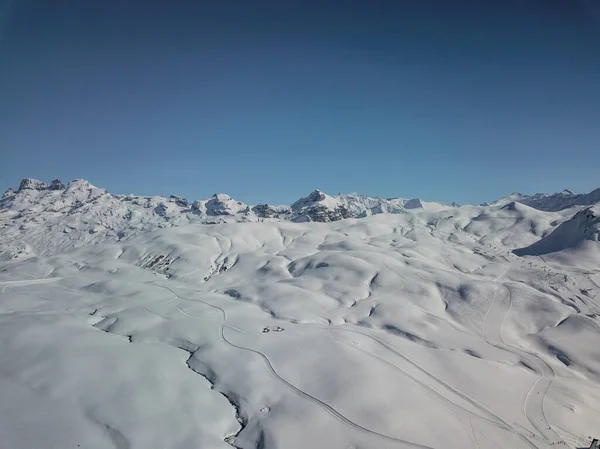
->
[1, 0, 599, 205]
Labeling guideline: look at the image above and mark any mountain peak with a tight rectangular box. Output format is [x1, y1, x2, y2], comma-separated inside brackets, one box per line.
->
[49, 179, 66, 190]
[205, 193, 247, 216]
[308, 190, 326, 202]
[18, 178, 47, 191]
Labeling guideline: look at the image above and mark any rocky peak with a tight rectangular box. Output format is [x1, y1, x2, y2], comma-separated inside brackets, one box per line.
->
[252, 204, 279, 218]
[205, 193, 247, 216]
[48, 179, 66, 190]
[308, 190, 326, 202]
[291, 190, 351, 222]
[169, 195, 189, 208]
[18, 178, 47, 191]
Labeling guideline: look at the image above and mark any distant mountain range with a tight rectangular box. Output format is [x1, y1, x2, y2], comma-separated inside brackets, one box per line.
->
[481, 188, 600, 212]
[2, 177, 599, 260]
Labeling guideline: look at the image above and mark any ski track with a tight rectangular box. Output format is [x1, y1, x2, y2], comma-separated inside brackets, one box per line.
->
[0, 277, 63, 286]
[152, 275, 541, 449]
[327, 324, 539, 449]
[481, 262, 564, 448]
[2, 216, 594, 449]
[151, 282, 433, 449]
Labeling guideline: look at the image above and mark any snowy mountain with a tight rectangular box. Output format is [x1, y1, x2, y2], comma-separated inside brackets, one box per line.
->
[1, 177, 600, 449]
[514, 206, 600, 267]
[0, 179, 455, 258]
[485, 188, 600, 211]
[3, 177, 600, 261]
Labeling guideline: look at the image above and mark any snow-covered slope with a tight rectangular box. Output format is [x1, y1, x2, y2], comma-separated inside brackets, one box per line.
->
[1, 178, 600, 449]
[514, 206, 600, 268]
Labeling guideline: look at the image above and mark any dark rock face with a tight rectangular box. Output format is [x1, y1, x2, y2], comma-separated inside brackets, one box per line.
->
[154, 203, 169, 217]
[301, 204, 351, 223]
[48, 179, 66, 190]
[290, 189, 353, 222]
[307, 190, 326, 202]
[403, 198, 424, 210]
[252, 204, 279, 218]
[18, 178, 47, 191]
[204, 194, 247, 216]
[169, 195, 189, 208]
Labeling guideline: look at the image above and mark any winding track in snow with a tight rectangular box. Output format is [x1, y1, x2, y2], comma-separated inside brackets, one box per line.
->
[154, 278, 539, 449]
[152, 282, 434, 449]
[326, 324, 538, 449]
[481, 263, 563, 448]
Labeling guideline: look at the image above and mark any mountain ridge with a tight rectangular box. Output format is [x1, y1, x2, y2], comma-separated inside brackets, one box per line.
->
[7, 177, 599, 215]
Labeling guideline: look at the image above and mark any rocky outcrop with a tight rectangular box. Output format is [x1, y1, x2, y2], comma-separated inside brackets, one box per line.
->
[403, 198, 425, 210]
[252, 204, 280, 218]
[18, 178, 47, 191]
[291, 190, 352, 223]
[169, 195, 189, 208]
[48, 179, 66, 190]
[205, 194, 248, 216]
[298, 203, 351, 222]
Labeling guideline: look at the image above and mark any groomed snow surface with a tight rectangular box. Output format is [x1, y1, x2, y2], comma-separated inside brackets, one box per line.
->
[1, 180, 600, 449]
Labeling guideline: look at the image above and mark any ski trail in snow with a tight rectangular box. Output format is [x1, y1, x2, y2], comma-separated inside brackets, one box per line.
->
[481, 261, 564, 448]
[151, 282, 433, 448]
[0, 277, 62, 286]
[327, 326, 484, 449]
[327, 324, 538, 449]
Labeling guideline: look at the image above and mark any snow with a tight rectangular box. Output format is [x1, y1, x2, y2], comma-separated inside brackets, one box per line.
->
[1, 179, 600, 449]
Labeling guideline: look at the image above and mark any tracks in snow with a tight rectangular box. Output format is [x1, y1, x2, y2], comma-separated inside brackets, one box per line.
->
[326, 324, 539, 449]
[0, 277, 62, 286]
[152, 282, 433, 449]
[481, 264, 564, 448]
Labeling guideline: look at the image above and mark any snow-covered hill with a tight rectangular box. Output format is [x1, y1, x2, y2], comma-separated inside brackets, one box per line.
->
[514, 206, 600, 268]
[1, 178, 600, 449]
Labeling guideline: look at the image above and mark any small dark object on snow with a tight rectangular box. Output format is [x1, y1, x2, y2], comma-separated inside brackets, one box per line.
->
[589, 438, 599, 449]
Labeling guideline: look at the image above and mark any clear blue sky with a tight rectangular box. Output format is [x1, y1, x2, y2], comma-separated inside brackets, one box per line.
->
[1, 1, 599, 205]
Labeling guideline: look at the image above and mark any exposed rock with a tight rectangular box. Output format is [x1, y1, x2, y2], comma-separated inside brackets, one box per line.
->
[169, 195, 189, 208]
[18, 178, 47, 191]
[205, 194, 248, 216]
[191, 200, 205, 213]
[154, 203, 169, 217]
[302, 204, 350, 222]
[292, 190, 352, 222]
[403, 198, 424, 210]
[252, 203, 279, 218]
[48, 179, 66, 190]
[307, 190, 326, 202]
